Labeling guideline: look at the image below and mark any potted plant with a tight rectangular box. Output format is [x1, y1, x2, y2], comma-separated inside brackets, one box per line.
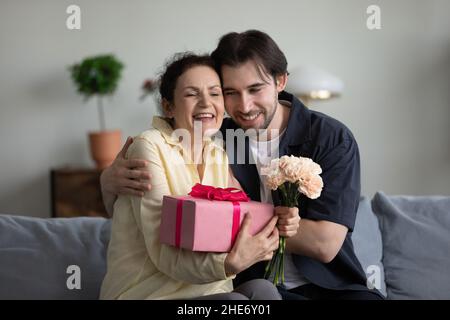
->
[69, 54, 124, 169]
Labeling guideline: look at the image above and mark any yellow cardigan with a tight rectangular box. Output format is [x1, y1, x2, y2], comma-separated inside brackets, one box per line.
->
[100, 117, 234, 300]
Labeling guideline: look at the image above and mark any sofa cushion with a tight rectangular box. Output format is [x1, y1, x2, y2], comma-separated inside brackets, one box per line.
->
[0, 214, 111, 300]
[352, 197, 386, 297]
[372, 192, 450, 299]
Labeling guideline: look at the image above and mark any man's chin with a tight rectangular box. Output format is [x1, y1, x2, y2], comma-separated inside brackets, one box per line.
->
[243, 126, 264, 133]
[235, 117, 266, 131]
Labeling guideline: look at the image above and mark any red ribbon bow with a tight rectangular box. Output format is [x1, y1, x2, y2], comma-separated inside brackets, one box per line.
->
[188, 183, 249, 202]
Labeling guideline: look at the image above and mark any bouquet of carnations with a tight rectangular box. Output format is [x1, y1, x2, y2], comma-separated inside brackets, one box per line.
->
[261, 155, 323, 285]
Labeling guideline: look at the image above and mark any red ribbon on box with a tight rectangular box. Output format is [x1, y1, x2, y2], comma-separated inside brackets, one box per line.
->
[174, 184, 249, 249]
[188, 183, 249, 202]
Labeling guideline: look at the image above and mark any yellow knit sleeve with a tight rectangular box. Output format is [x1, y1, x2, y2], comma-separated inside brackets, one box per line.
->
[126, 136, 235, 284]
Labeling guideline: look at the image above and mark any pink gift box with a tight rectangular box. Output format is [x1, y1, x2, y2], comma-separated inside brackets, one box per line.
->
[160, 195, 274, 252]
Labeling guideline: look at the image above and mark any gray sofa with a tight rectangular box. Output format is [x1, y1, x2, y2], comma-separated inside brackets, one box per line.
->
[1, 191, 449, 300]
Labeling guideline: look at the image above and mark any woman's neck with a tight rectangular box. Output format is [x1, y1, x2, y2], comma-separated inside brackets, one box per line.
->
[191, 141, 205, 165]
[192, 141, 206, 182]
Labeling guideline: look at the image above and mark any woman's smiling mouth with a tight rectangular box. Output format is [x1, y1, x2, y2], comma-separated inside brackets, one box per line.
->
[193, 113, 216, 123]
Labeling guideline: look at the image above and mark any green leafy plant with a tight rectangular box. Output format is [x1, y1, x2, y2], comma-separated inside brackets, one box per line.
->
[69, 54, 124, 131]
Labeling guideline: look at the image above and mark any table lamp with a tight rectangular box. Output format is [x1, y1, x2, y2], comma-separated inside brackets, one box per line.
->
[285, 65, 344, 106]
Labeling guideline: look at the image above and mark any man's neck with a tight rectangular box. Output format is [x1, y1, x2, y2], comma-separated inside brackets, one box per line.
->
[258, 102, 290, 141]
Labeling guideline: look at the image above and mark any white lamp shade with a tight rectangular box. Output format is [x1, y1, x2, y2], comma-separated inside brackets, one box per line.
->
[285, 66, 344, 100]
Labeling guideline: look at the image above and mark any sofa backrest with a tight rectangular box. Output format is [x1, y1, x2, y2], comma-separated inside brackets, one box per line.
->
[352, 197, 387, 297]
[0, 214, 111, 300]
[371, 192, 450, 300]
[1, 197, 385, 300]
[2, 192, 449, 300]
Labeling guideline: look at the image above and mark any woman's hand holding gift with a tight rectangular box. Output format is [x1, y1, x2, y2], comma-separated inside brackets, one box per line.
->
[224, 214, 279, 277]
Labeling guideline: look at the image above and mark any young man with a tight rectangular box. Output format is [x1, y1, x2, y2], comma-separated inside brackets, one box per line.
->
[100, 30, 383, 300]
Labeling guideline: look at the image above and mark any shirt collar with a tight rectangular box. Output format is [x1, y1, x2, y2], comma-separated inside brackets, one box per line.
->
[278, 91, 312, 147]
[151, 116, 179, 146]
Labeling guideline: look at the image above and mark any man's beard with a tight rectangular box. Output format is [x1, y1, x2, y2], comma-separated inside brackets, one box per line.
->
[232, 96, 279, 131]
[260, 100, 278, 130]
[254, 93, 279, 131]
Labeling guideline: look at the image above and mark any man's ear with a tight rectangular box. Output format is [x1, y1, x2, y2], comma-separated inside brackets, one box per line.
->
[161, 98, 174, 118]
[275, 73, 288, 92]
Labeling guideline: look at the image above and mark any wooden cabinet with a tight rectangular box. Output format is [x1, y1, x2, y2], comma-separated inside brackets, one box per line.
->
[50, 168, 108, 218]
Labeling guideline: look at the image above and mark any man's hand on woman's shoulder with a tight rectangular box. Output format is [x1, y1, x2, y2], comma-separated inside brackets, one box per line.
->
[100, 136, 152, 197]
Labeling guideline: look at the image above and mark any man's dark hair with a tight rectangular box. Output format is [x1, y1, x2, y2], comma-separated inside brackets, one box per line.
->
[159, 52, 215, 102]
[210, 30, 288, 80]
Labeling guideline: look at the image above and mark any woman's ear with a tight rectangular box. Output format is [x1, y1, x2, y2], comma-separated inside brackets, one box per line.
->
[161, 98, 174, 118]
[275, 73, 288, 93]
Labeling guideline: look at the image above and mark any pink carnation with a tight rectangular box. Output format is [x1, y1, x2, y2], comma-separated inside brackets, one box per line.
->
[262, 155, 323, 199]
[261, 159, 287, 190]
[279, 155, 302, 182]
[298, 173, 323, 199]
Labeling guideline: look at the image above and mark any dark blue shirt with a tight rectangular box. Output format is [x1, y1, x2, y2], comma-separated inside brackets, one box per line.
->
[220, 91, 377, 293]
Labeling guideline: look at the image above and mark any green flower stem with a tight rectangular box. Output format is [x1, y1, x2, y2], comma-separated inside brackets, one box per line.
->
[264, 249, 276, 277]
[274, 259, 279, 285]
[274, 252, 280, 284]
[264, 182, 299, 286]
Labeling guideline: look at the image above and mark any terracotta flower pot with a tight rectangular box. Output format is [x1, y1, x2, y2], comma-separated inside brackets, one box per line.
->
[88, 130, 122, 170]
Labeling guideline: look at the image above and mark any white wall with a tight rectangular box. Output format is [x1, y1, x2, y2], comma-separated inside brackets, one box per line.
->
[1, 0, 449, 217]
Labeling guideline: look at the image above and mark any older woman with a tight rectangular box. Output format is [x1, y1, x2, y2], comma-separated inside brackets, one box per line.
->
[100, 53, 286, 300]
